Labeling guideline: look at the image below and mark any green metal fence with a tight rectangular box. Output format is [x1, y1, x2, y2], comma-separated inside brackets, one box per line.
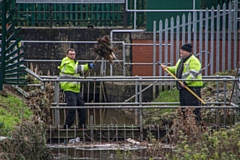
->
[16, 3, 126, 27]
[0, 0, 27, 90]
[0, 0, 146, 28]
[1, 0, 231, 28]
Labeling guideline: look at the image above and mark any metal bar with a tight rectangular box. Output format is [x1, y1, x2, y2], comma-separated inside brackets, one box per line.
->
[52, 101, 230, 106]
[222, 3, 226, 71]
[182, 14, 186, 45]
[159, 20, 163, 76]
[54, 80, 60, 126]
[204, 9, 209, 76]
[90, 115, 94, 142]
[170, 18, 174, 69]
[227, 2, 232, 70]
[42, 75, 235, 79]
[134, 76, 138, 125]
[139, 78, 143, 141]
[176, 16, 180, 62]
[233, 0, 238, 69]
[153, 21, 156, 99]
[224, 78, 227, 127]
[123, 44, 126, 76]
[49, 105, 239, 109]
[1, 0, 7, 90]
[153, 21, 156, 77]
[199, 10, 203, 63]
[210, 7, 214, 75]
[187, 13, 191, 43]
[133, 0, 136, 29]
[41, 78, 237, 83]
[216, 5, 220, 73]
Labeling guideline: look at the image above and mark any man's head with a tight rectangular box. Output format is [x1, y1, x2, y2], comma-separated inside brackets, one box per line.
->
[180, 43, 192, 58]
[66, 48, 76, 60]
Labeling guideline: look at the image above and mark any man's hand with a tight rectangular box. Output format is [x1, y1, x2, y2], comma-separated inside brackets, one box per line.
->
[88, 63, 94, 69]
[161, 64, 168, 69]
[157, 61, 168, 69]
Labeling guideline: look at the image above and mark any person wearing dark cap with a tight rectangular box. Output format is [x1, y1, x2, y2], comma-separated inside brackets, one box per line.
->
[161, 43, 203, 122]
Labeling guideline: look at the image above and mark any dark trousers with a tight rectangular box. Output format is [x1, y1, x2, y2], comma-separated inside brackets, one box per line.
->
[64, 91, 86, 128]
[179, 87, 201, 122]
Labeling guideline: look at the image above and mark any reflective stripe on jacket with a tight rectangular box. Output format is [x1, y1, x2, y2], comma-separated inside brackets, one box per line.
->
[58, 57, 88, 93]
[167, 55, 203, 87]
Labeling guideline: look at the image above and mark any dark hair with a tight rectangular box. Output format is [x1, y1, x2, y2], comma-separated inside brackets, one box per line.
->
[66, 48, 75, 54]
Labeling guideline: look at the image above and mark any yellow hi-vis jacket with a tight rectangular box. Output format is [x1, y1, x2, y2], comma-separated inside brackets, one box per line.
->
[58, 57, 89, 93]
[167, 55, 203, 87]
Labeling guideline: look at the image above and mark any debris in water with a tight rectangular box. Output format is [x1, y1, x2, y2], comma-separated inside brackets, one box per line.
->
[69, 137, 80, 144]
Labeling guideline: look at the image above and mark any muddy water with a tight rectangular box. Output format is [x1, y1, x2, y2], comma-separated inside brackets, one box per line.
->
[48, 143, 149, 159]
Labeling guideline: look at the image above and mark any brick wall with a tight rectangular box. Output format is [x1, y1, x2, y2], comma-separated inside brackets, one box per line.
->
[132, 39, 240, 76]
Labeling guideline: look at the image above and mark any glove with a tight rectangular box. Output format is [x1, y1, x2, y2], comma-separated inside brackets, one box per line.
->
[88, 63, 94, 69]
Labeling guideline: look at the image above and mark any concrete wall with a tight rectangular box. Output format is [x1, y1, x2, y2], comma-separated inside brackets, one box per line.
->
[20, 28, 130, 76]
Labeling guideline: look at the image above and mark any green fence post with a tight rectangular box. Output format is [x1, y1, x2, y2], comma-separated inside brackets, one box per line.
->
[0, 0, 27, 91]
[0, 0, 6, 90]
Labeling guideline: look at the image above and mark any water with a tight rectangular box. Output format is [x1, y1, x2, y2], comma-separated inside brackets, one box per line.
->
[48, 142, 149, 159]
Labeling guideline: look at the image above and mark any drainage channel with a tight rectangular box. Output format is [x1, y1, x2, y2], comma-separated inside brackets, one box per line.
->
[46, 125, 169, 159]
[48, 142, 149, 159]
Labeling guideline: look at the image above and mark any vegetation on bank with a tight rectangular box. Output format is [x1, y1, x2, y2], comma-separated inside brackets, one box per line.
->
[144, 69, 240, 159]
[0, 69, 239, 159]
[0, 91, 32, 136]
[0, 85, 53, 160]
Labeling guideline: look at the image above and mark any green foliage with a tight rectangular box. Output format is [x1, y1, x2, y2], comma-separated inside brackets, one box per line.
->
[167, 124, 240, 159]
[0, 94, 32, 136]
[155, 88, 179, 103]
[143, 89, 179, 125]
[0, 122, 53, 160]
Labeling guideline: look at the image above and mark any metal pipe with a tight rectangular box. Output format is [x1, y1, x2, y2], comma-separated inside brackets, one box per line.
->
[139, 77, 143, 141]
[41, 75, 235, 79]
[110, 29, 145, 43]
[135, 76, 138, 125]
[134, 0, 137, 29]
[110, 30, 143, 75]
[90, 115, 94, 143]
[42, 78, 237, 82]
[50, 105, 238, 109]
[100, 124, 102, 143]
[22, 40, 98, 43]
[224, 78, 227, 127]
[52, 101, 228, 106]
[54, 79, 60, 126]
[24, 59, 123, 63]
[153, 21, 156, 100]
[123, 43, 126, 76]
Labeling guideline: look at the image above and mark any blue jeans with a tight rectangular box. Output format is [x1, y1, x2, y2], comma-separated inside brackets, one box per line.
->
[64, 91, 86, 128]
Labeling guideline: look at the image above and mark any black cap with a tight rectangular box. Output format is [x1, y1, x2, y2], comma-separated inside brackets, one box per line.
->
[181, 43, 192, 53]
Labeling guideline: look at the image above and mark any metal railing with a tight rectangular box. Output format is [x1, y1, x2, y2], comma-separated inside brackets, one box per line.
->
[39, 75, 238, 140]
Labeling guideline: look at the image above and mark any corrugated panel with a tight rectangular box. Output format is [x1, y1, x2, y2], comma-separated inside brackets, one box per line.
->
[146, 0, 201, 31]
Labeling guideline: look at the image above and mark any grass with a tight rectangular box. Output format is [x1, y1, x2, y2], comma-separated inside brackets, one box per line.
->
[143, 88, 179, 125]
[0, 93, 33, 136]
[155, 88, 179, 103]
